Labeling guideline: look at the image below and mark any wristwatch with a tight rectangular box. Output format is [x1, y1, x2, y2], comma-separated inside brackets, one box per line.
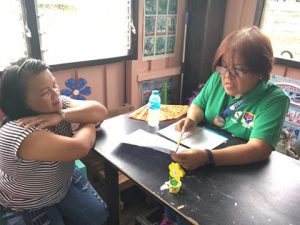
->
[205, 149, 215, 167]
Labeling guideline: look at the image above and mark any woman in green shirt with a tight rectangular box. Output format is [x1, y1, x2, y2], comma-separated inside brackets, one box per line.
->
[160, 26, 289, 225]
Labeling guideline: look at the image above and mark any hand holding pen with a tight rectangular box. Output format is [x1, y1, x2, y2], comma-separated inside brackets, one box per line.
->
[175, 117, 197, 133]
[174, 118, 197, 152]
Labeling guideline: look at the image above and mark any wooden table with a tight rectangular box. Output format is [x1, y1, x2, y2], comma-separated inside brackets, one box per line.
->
[94, 113, 300, 225]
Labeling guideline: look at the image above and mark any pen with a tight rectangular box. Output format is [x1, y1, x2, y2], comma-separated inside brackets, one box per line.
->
[175, 131, 184, 152]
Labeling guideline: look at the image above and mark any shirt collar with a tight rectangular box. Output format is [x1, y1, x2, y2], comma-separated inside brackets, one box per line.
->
[243, 80, 268, 100]
[227, 80, 267, 103]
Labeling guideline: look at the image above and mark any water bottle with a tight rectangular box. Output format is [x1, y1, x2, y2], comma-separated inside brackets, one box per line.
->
[147, 90, 161, 127]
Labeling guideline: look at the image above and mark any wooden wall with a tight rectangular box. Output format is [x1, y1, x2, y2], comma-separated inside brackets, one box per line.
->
[53, 62, 126, 110]
[223, 0, 258, 37]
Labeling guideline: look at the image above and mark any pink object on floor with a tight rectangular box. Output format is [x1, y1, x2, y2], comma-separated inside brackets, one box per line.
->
[160, 217, 176, 225]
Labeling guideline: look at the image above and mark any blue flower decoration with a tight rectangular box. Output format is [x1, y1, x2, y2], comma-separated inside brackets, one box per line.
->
[60, 77, 91, 100]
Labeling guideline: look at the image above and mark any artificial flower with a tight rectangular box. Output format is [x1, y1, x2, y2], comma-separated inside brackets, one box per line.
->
[169, 162, 185, 181]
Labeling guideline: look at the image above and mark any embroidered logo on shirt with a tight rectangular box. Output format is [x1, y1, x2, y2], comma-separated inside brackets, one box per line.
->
[231, 111, 243, 123]
[241, 112, 255, 128]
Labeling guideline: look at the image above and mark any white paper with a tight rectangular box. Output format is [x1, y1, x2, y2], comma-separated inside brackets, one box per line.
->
[121, 129, 187, 154]
[158, 123, 228, 150]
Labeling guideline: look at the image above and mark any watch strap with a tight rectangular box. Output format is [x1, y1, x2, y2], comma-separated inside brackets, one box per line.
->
[205, 149, 215, 167]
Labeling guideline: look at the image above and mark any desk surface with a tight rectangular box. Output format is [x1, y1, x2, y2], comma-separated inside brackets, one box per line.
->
[94, 114, 300, 225]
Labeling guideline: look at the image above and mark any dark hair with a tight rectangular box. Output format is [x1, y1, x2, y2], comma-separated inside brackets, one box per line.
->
[0, 58, 49, 124]
[212, 26, 273, 81]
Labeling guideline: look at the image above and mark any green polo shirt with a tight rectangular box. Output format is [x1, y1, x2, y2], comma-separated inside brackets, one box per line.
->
[193, 72, 290, 149]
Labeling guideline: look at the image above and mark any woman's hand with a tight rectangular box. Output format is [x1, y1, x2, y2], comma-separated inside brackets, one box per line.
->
[170, 149, 208, 170]
[17, 113, 63, 129]
[175, 118, 197, 132]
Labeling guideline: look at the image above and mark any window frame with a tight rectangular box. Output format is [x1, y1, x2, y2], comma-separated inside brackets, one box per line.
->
[1, 0, 138, 72]
[254, 0, 300, 69]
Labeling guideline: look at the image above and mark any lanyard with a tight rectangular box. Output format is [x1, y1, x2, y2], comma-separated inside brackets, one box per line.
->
[220, 97, 246, 119]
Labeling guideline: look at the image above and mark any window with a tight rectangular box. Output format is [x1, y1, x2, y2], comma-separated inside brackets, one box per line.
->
[258, 0, 300, 67]
[0, 0, 28, 71]
[36, 0, 132, 65]
[0, 0, 137, 71]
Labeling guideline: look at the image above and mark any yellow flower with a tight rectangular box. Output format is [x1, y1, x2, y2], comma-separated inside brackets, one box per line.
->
[169, 162, 185, 181]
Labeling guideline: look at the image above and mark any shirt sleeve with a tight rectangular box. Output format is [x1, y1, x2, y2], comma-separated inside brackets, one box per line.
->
[193, 72, 220, 110]
[250, 91, 290, 149]
[11, 122, 38, 160]
[59, 95, 71, 110]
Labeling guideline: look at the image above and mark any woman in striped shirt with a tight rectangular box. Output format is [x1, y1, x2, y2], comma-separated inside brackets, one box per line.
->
[0, 58, 108, 225]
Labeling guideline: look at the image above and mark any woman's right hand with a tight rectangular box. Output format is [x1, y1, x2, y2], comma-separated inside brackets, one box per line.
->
[175, 118, 197, 132]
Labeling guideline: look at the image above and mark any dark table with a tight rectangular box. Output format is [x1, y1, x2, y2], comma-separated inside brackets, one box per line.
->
[94, 113, 300, 225]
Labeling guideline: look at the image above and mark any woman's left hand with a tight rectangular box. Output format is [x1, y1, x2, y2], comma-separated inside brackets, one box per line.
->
[170, 149, 208, 170]
[17, 113, 63, 129]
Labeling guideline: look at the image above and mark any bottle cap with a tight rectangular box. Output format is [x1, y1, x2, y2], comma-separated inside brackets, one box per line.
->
[152, 90, 159, 95]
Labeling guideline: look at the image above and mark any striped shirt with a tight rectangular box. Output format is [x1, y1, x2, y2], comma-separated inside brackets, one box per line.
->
[0, 96, 75, 210]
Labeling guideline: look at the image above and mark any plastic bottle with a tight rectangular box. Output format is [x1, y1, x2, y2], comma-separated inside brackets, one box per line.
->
[147, 90, 161, 127]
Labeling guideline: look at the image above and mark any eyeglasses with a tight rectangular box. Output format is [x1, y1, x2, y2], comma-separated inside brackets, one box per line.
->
[216, 65, 248, 79]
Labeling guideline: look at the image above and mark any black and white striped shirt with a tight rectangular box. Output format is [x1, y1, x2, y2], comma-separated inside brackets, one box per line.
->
[0, 96, 75, 210]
